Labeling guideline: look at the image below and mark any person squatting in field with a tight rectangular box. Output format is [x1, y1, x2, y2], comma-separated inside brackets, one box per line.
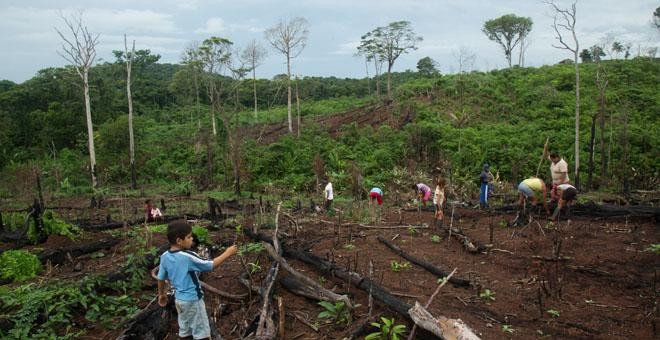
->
[517, 177, 551, 218]
[551, 183, 578, 221]
[369, 187, 383, 222]
[414, 182, 431, 207]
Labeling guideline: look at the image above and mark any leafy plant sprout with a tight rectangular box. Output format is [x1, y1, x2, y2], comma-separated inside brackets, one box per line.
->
[317, 301, 351, 327]
[365, 316, 407, 340]
[247, 260, 262, 274]
[546, 309, 560, 318]
[390, 260, 411, 272]
[479, 289, 496, 301]
[431, 235, 441, 243]
[502, 324, 514, 334]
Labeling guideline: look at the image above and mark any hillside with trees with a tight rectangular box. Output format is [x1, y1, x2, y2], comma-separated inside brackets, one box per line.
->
[0, 9, 658, 339]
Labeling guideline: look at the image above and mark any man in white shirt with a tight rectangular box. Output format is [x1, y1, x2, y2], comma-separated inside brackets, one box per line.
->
[324, 180, 333, 211]
[549, 152, 570, 201]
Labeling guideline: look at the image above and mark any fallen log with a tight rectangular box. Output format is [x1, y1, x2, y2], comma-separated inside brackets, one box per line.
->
[264, 242, 352, 307]
[377, 235, 470, 287]
[496, 201, 660, 219]
[409, 302, 481, 340]
[360, 224, 429, 229]
[117, 296, 173, 340]
[75, 214, 198, 232]
[37, 238, 120, 265]
[443, 225, 486, 253]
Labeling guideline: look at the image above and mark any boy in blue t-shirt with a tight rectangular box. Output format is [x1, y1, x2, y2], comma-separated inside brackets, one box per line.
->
[157, 220, 238, 339]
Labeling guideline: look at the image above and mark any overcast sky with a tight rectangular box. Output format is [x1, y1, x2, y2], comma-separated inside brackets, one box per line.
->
[1, 0, 658, 83]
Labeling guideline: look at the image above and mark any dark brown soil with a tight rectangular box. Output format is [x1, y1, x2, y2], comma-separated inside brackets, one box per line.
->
[3, 197, 657, 340]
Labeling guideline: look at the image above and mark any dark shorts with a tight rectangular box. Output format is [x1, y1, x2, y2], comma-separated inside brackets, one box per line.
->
[561, 187, 577, 201]
[369, 192, 383, 205]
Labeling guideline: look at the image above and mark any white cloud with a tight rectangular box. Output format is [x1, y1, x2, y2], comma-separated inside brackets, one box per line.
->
[195, 17, 226, 34]
[333, 40, 359, 55]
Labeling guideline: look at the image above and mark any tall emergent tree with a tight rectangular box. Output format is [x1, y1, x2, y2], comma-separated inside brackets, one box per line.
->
[547, 0, 581, 188]
[358, 21, 422, 99]
[55, 11, 100, 188]
[265, 17, 309, 133]
[653, 6, 660, 30]
[356, 35, 384, 96]
[240, 39, 268, 120]
[198, 37, 233, 136]
[482, 14, 533, 67]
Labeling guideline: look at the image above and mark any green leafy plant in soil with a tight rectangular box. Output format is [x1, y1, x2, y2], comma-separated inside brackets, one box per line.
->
[317, 301, 351, 327]
[390, 260, 411, 272]
[0, 250, 42, 282]
[479, 289, 496, 301]
[365, 316, 407, 340]
[0, 275, 140, 338]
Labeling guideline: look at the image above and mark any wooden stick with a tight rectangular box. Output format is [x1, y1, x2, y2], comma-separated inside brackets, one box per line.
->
[407, 268, 457, 340]
[536, 137, 550, 177]
[289, 311, 319, 332]
[359, 224, 428, 229]
[277, 296, 285, 340]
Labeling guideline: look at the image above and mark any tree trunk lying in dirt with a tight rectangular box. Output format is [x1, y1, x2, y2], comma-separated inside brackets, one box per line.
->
[117, 297, 173, 340]
[75, 215, 195, 232]
[377, 235, 470, 287]
[408, 301, 481, 340]
[442, 225, 486, 253]
[264, 242, 352, 307]
[37, 237, 120, 265]
[496, 201, 659, 219]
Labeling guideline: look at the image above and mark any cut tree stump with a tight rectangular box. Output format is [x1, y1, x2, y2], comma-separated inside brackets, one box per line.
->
[377, 235, 470, 287]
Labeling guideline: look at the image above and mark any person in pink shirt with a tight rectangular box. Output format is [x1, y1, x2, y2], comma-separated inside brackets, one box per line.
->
[414, 183, 431, 207]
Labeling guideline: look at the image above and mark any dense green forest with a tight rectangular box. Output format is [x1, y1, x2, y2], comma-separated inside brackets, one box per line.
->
[0, 56, 658, 200]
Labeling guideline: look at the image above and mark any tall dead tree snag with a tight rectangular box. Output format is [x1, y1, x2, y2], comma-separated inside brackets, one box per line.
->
[55, 11, 100, 188]
[265, 17, 309, 134]
[124, 35, 137, 190]
[547, 0, 581, 189]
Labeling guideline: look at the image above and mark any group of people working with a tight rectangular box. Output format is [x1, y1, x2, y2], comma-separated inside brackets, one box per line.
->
[321, 151, 577, 226]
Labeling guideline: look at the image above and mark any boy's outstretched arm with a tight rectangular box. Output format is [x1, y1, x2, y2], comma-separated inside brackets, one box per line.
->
[157, 280, 169, 307]
[213, 244, 238, 269]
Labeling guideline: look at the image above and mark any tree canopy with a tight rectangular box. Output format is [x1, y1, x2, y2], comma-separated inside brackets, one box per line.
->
[482, 14, 533, 67]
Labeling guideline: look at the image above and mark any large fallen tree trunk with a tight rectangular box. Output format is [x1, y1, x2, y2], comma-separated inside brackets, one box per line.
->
[76, 215, 197, 232]
[496, 201, 659, 219]
[377, 235, 470, 287]
[37, 237, 120, 265]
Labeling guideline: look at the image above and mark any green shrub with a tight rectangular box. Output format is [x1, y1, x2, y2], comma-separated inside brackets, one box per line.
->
[192, 226, 209, 244]
[0, 250, 42, 282]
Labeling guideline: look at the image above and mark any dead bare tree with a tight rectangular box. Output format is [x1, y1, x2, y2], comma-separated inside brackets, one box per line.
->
[124, 35, 137, 189]
[55, 11, 100, 188]
[547, 0, 581, 189]
[240, 39, 267, 120]
[264, 17, 309, 134]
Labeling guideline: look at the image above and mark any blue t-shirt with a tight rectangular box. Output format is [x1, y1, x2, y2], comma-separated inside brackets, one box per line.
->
[157, 249, 214, 301]
[370, 187, 383, 196]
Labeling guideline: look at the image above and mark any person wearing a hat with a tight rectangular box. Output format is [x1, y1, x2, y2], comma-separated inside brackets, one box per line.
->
[479, 163, 494, 209]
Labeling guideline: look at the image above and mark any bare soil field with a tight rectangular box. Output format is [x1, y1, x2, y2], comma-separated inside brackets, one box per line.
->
[3, 195, 657, 340]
